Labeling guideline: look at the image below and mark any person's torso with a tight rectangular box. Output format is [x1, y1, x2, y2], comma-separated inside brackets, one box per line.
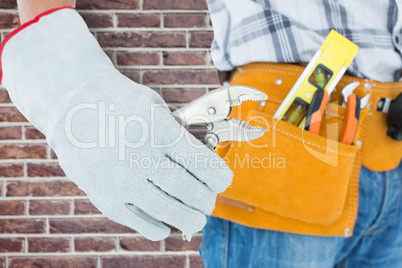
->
[207, 0, 402, 82]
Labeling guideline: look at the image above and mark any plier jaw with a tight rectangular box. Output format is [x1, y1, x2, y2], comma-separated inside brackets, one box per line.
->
[172, 85, 268, 150]
[203, 118, 266, 150]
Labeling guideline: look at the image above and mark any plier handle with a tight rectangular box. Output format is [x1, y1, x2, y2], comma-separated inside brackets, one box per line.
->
[339, 82, 370, 144]
[304, 82, 370, 145]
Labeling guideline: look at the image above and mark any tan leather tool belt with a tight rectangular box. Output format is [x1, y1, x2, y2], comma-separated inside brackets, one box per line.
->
[212, 63, 402, 237]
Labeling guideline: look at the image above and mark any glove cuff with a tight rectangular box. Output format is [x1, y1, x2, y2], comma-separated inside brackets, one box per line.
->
[0, 6, 73, 82]
[0, 7, 115, 136]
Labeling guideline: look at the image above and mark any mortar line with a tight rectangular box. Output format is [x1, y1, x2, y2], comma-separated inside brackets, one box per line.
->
[76, 10, 209, 14]
[0, 251, 200, 257]
[112, 11, 117, 28]
[185, 254, 190, 268]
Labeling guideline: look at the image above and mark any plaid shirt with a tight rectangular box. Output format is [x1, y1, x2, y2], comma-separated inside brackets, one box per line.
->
[207, 0, 402, 82]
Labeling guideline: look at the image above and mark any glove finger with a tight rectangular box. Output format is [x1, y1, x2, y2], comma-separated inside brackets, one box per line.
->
[165, 144, 233, 194]
[135, 178, 207, 237]
[122, 203, 171, 241]
[151, 161, 217, 215]
[83, 192, 171, 241]
[151, 106, 232, 194]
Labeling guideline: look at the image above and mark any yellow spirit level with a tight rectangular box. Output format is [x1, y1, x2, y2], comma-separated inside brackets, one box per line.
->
[274, 30, 359, 127]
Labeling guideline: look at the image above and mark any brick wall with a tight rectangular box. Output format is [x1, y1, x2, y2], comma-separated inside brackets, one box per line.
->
[0, 0, 219, 267]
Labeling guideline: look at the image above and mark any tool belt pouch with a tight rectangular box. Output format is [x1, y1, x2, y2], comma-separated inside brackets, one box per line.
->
[213, 64, 370, 237]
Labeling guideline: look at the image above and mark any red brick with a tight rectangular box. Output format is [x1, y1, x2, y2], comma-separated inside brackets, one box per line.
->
[0, 257, 4, 268]
[190, 32, 214, 48]
[0, 164, 23, 177]
[102, 255, 186, 268]
[163, 51, 206, 66]
[0, 13, 20, 29]
[27, 163, 66, 177]
[0, 126, 21, 139]
[75, 237, 115, 252]
[164, 14, 207, 28]
[9, 257, 97, 268]
[143, 0, 208, 10]
[164, 224, 182, 233]
[165, 236, 202, 251]
[77, 0, 138, 10]
[0, 0, 17, 9]
[105, 51, 114, 62]
[50, 218, 135, 234]
[0, 238, 24, 252]
[0, 183, 2, 197]
[190, 255, 204, 268]
[74, 199, 101, 215]
[143, 70, 219, 85]
[0, 145, 46, 159]
[120, 70, 141, 83]
[0, 219, 46, 233]
[119, 237, 160, 251]
[117, 13, 160, 27]
[29, 200, 71, 215]
[117, 51, 160, 66]
[80, 13, 113, 28]
[50, 149, 58, 159]
[6, 181, 84, 197]
[0, 90, 11, 103]
[25, 126, 46, 139]
[0, 201, 25, 215]
[162, 88, 206, 103]
[0, 107, 27, 122]
[28, 237, 70, 253]
[98, 32, 186, 48]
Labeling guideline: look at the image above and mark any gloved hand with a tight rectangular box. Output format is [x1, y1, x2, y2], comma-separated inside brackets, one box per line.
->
[0, 7, 233, 241]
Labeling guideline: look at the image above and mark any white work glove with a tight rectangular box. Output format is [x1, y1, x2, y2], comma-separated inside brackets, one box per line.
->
[0, 8, 232, 241]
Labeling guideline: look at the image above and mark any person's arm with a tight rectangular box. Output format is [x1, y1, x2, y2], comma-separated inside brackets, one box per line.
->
[17, 0, 76, 23]
[4, 0, 233, 241]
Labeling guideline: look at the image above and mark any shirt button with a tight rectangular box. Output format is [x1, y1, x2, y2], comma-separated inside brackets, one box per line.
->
[395, 36, 400, 44]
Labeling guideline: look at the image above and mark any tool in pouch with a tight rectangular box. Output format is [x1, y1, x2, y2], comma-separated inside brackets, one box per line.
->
[377, 93, 402, 141]
[303, 82, 370, 145]
[338, 82, 370, 144]
[274, 30, 362, 145]
[172, 85, 268, 150]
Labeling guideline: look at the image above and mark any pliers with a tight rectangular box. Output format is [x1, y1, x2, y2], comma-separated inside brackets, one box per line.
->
[339, 82, 370, 144]
[171, 85, 268, 150]
[304, 82, 370, 145]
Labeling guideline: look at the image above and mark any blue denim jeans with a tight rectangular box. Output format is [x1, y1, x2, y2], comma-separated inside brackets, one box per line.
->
[200, 162, 402, 268]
